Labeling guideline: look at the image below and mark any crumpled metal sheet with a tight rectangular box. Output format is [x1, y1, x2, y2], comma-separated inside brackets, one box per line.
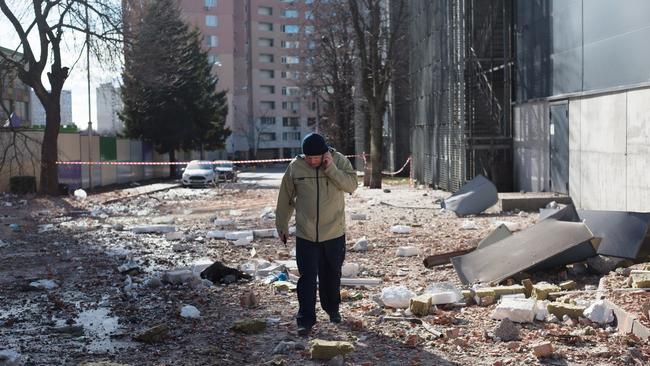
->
[442, 175, 498, 216]
[539, 204, 580, 222]
[578, 210, 650, 260]
[476, 224, 512, 250]
[452, 219, 595, 285]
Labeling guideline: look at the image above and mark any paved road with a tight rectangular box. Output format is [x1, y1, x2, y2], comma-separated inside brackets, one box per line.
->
[237, 168, 285, 188]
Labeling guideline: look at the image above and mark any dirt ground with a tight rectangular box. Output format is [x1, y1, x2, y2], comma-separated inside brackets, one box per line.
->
[0, 181, 649, 365]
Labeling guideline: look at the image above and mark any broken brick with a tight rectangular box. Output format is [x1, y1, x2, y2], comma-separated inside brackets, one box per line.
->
[547, 302, 586, 319]
[532, 342, 553, 358]
[532, 283, 561, 300]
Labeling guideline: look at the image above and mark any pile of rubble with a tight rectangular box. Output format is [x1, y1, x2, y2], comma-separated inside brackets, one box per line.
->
[1, 179, 649, 365]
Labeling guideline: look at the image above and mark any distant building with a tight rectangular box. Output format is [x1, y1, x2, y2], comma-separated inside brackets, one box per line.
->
[96, 83, 124, 135]
[123, 0, 318, 159]
[0, 46, 30, 127]
[29, 89, 73, 126]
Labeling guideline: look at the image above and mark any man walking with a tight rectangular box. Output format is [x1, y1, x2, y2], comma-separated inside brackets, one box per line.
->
[275, 133, 358, 336]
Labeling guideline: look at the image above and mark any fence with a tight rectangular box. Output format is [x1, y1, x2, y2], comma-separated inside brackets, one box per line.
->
[0, 130, 225, 192]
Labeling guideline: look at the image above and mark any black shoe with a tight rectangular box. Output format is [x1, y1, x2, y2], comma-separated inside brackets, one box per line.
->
[297, 325, 311, 336]
[329, 312, 342, 324]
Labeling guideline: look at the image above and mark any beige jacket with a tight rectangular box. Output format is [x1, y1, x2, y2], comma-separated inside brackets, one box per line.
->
[275, 149, 358, 242]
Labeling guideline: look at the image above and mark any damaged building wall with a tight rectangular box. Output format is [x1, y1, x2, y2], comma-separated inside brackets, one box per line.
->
[514, 0, 650, 210]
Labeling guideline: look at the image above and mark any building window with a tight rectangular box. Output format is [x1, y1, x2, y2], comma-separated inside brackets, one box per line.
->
[305, 10, 313, 20]
[258, 22, 273, 31]
[281, 56, 300, 64]
[208, 54, 221, 65]
[206, 35, 218, 47]
[258, 6, 272, 15]
[281, 40, 300, 48]
[258, 38, 274, 47]
[282, 117, 300, 127]
[282, 9, 299, 18]
[281, 86, 300, 96]
[258, 53, 274, 63]
[307, 40, 316, 49]
[260, 116, 276, 125]
[281, 24, 300, 33]
[310, 101, 317, 111]
[206, 15, 218, 27]
[283, 132, 301, 141]
[205, 0, 216, 9]
[307, 117, 316, 126]
[260, 85, 275, 94]
[304, 25, 314, 34]
[282, 101, 300, 111]
[260, 101, 276, 110]
[281, 71, 300, 80]
[260, 132, 276, 141]
[305, 0, 314, 4]
[259, 69, 275, 79]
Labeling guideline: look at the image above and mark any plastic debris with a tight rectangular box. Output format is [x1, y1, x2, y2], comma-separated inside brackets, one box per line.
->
[391, 225, 412, 234]
[424, 282, 463, 305]
[395, 246, 419, 257]
[380, 286, 416, 309]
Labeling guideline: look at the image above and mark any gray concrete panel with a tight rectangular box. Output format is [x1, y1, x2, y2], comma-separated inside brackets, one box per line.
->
[569, 99, 582, 208]
[626, 89, 650, 211]
[580, 93, 626, 154]
[580, 151, 626, 211]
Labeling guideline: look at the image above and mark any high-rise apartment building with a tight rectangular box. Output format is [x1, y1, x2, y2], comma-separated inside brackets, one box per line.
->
[124, 0, 317, 159]
[96, 83, 124, 135]
[29, 89, 73, 126]
[1, 46, 30, 127]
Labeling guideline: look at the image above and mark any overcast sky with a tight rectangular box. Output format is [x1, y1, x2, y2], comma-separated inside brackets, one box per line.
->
[0, 9, 119, 128]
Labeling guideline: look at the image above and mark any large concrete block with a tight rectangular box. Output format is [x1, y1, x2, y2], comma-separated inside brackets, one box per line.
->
[580, 152, 626, 210]
[580, 93, 626, 154]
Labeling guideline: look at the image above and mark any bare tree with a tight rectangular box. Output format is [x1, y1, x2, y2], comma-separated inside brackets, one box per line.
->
[348, 0, 407, 188]
[301, 0, 356, 157]
[0, 0, 122, 194]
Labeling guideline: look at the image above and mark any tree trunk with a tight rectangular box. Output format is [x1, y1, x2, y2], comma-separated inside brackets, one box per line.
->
[363, 112, 371, 187]
[369, 106, 383, 189]
[40, 99, 61, 194]
[169, 149, 176, 177]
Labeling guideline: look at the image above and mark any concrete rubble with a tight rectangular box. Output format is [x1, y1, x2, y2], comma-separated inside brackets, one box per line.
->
[3, 182, 650, 365]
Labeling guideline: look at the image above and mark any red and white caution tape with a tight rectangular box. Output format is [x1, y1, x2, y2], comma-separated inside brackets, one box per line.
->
[56, 155, 363, 166]
[381, 156, 412, 176]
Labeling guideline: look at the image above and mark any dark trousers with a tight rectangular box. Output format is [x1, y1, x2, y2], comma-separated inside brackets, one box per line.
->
[295, 235, 346, 328]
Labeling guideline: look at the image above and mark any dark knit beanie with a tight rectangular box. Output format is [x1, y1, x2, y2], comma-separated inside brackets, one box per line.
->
[302, 133, 329, 156]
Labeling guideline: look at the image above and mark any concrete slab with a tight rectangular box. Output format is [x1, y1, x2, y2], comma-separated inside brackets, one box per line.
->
[499, 192, 572, 212]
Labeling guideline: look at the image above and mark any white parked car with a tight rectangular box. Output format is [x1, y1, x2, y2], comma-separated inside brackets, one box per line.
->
[181, 161, 216, 187]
